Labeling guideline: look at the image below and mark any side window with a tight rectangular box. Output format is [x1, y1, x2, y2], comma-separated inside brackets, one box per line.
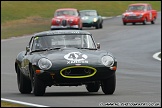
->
[77, 10, 80, 16]
[87, 35, 96, 48]
[147, 5, 151, 11]
[28, 37, 34, 49]
[149, 5, 152, 10]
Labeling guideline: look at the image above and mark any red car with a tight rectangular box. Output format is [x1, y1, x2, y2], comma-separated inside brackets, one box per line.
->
[122, 3, 157, 25]
[51, 8, 82, 30]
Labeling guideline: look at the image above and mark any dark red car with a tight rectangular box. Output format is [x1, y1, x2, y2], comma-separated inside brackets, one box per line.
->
[51, 8, 82, 30]
[122, 3, 157, 25]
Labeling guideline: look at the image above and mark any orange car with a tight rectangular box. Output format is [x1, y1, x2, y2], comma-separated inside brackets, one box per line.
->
[51, 8, 82, 30]
[122, 3, 157, 25]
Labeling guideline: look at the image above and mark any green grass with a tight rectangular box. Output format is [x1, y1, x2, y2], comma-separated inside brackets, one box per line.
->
[1, 1, 161, 39]
[1, 16, 51, 39]
[1, 101, 27, 107]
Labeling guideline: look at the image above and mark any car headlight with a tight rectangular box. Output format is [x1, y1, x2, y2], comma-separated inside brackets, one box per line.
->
[101, 56, 114, 67]
[138, 13, 143, 18]
[56, 19, 60, 24]
[122, 14, 125, 18]
[93, 18, 97, 22]
[69, 19, 73, 23]
[38, 58, 52, 70]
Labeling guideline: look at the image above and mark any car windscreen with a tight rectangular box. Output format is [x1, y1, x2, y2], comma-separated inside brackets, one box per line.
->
[55, 10, 78, 16]
[32, 34, 96, 51]
[80, 11, 97, 16]
[128, 5, 146, 11]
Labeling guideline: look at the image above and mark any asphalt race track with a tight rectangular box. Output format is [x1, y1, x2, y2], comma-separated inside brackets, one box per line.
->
[1, 12, 161, 107]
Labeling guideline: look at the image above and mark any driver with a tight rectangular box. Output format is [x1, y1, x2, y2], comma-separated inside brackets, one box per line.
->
[33, 37, 52, 50]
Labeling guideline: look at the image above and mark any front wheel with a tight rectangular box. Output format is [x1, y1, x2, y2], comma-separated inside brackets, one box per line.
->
[101, 74, 116, 95]
[33, 74, 46, 96]
[85, 82, 100, 92]
[123, 22, 126, 25]
[95, 23, 100, 29]
[99, 23, 103, 28]
[17, 66, 32, 94]
[151, 17, 156, 24]
[132, 22, 136, 25]
[143, 18, 147, 25]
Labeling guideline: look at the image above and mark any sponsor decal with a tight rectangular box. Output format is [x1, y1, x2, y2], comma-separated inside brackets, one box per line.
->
[64, 52, 88, 64]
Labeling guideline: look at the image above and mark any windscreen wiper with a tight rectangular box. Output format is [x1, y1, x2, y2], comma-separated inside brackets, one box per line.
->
[31, 49, 48, 53]
[48, 47, 61, 50]
[31, 47, 61, 53]
[76, 47, 97, 50]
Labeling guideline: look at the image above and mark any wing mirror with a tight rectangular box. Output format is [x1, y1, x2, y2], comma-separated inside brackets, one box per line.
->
[26, 46, 30, 52]
[96, 43, 100, 49]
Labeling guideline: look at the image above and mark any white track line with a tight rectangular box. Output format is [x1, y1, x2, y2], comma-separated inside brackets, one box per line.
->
[153, 52, 161, 61]
[1, 98, 50, 107]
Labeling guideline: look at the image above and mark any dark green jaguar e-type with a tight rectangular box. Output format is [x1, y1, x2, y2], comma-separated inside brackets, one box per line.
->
[15, 30, 117, 96]
[80, 10, 103, 29]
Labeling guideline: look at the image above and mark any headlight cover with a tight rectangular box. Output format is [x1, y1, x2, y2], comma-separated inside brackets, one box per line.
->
[38, 58, 52, 70]
[93, 18, 97, 22]
[122, 14, 125, 18]
[56, 19, 60, 24]
[69, 19, 73, 23]
[101, 56, 114, 67]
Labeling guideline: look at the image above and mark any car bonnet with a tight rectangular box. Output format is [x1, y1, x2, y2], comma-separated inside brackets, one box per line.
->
[39, 48, 108, 66]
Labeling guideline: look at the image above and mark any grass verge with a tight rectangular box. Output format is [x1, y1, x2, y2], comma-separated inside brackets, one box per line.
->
[1, 101, 27, 107]
[1, 16, 51, 39]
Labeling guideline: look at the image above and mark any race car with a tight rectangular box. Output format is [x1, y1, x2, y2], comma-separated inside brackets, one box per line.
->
[15, 30, 117, 96]
[122, 3, 157, 25]
[80, 10, 103, 29]
[51, 8, 82, 30]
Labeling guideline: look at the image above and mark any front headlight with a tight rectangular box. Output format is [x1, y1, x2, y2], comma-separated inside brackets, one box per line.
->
[138, 13, 143, 18]
[69, 19, 73, 23]
[93, 18, 97, 22]
[38, 58, 52, 70]
[122, 14, 125, 18]
[101, 56, 114, 67]
[56, 19, 60, 24]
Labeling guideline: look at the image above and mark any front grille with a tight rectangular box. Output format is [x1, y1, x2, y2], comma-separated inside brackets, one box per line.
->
[62, 20, 67, 26]
[126, 16, 139, 20]
[60, 66, 96, 78]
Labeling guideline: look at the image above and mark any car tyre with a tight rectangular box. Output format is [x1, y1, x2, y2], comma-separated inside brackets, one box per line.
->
[101, 74, 116, 95]
[17, 66, 32, 94]
[143, 18, 147, 25]
[151, 17, 156, 24]
[33, 74, 46, 96]
[123, 22, 126, 25]
[100, 23, 103, 28]
[79, 27, 83, 30]
[132, 22, 136, 25]
[86, 82, 100, 92]
[95, 23, 99, 29]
